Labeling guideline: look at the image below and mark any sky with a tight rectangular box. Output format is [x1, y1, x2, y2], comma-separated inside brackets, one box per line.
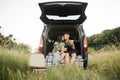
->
[0, 0, 120, 51]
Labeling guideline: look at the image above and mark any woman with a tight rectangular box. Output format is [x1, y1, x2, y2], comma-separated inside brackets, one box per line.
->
[52, 35, 65, 65]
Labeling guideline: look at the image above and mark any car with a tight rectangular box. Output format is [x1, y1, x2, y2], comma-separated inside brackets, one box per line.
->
[38, 1, 88, 68]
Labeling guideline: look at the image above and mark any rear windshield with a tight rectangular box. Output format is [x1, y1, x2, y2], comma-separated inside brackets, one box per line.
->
[46, 15, 81, 20]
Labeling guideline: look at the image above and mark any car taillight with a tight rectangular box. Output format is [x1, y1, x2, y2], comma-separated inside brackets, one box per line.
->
[39, 37, 43, 52]
[83, 36, 88, 52]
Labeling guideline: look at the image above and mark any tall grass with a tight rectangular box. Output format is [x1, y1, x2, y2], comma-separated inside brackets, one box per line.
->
[88, 47, 120, 80]
[0, 46, 120, 80]
[0, 47, 30, 80]
[0, 47, 46, 80]
[45, 65, 101, 80]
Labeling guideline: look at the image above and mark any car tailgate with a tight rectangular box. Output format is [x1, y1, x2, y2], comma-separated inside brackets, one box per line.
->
[39, 1, 88, 24]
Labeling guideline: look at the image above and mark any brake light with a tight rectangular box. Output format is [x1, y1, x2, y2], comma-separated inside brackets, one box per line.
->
[39, 37, 43, 52]
[83, 36, 88, 52]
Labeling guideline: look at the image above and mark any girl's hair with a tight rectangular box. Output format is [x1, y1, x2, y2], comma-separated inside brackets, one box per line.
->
[56, 35, 62, 43]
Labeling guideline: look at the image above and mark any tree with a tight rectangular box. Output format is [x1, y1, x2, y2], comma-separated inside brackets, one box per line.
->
[88, 26, 120, 50]
[0, 27, 31, 52]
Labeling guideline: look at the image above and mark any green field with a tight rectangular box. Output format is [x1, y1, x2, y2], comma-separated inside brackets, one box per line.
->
[0, 47, 120, 80]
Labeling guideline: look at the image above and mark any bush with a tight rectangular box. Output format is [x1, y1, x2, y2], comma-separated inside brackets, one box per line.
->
[88, 27, 120, 50]
[0, 31, 31, 53]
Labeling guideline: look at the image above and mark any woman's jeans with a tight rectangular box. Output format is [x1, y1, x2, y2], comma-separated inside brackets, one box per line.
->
[53, 52, 60, 64]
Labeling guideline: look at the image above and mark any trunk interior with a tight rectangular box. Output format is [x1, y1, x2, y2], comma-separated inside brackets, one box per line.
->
[45, 25, 82, 56]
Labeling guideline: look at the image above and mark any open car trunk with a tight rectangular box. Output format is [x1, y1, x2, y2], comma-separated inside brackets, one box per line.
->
[38, 1, 88, 24]
[45, 25, 81, 56]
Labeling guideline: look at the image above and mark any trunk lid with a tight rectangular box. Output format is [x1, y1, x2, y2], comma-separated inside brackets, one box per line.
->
[39, 1, 88, 24]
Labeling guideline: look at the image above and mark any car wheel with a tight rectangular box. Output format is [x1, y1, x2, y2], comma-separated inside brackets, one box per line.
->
[83, 57, 88, 69]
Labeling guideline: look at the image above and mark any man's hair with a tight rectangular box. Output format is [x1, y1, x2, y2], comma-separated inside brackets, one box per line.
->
[64, 32, 70, 35]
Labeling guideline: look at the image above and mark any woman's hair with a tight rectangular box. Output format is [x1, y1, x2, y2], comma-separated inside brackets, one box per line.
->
[56, 35, 62, 43]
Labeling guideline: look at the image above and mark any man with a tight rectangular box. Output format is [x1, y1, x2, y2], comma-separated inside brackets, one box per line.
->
[64, 33, 76, 65]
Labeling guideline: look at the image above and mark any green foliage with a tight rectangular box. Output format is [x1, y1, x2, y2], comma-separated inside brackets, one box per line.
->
[88, 47, 95, 54]
[45, 65, 101, 80]
[13, 43, 31, 53]
[0, 27, 31, 53]
[88, 48, 120, 80]
[0, 47, 30, 80]
[88, 27, 120, 50]
[0, 47, 120, 80]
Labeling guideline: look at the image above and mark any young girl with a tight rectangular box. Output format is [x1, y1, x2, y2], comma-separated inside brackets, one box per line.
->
[52, 35, 65, 65]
